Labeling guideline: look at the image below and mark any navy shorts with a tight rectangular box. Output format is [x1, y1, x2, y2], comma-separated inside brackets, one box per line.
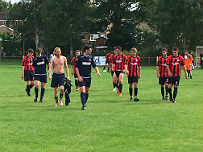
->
[115, 71, 122, 78]
[168, 76, 180, 86]
[24, 70, 34, 81]
[51, 73, 65, 88]
[78, 77, 91, 88]
[34, 74, 47, 83]
[159, 77, 169, 85]
[128, 76, 138, 84]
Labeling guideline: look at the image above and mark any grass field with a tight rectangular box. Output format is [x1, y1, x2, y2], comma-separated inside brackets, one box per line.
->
[0, 61, 202, 152]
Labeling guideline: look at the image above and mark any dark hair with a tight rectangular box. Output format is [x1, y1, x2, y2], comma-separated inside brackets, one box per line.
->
[172, 47, 179, 52]
[28, 48, 34, 54]
[36, 48, 42, 53]
[83, 45, 92, 52]
[162, 48, 168, 52]
[113, 46, 117, 50]
[185, 50, 189, 52]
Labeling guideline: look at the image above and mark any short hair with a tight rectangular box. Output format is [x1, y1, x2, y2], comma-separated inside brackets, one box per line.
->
[172, 47, 179, 52]
[36, 48, 42, 53]
[83, 45, 92, 52]
[162, 48, 168, 52]
[131, 47, 137, 53]
[28, 48, 34, 54]
[185, 50, 189, 52]
[113, 46, 117, 50]
[75, 50, 81, 53]
[117, 46, 122, 51]
[54, 47, 61, 52]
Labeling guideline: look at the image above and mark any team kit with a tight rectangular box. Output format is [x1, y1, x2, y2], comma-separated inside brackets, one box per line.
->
[21, 45, 193, 110]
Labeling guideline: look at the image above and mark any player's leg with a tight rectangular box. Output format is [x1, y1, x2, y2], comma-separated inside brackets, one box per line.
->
[103, 60, 107, 71]
[186, 70, 190, 79]
[129, 83, 133, 101]
[40, 82, 46, 103]
[54, 87, 58, 106]
[172, 77, 180, 103]
[59, 85, 64, 106]
[161, 84, 165, 100]
[34, 80, 40, 102]
[134, 77, 139, 101]
[118, 72, 124, 96]
[80, 86, 86, 110]
[189, 70, 192, 79]
[29, 71, 35, 90]
[26, 80, 31, 96]
[85, 87, 89, 104]
[165, 83, 169, 100]
[167, 77, 173, 102]
[112, 72, 118, 91]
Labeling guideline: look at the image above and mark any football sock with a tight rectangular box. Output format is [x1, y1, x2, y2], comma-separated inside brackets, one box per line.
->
[173, 87, 178, 99]
[40, 88, 45, 100]
[26, 85, 30, 92]
[60, 93, 63, 100]
[161, 87, 164, 98]
[119, 84, 123, 93]
[30, 84, 34, 89]
[165, 86, 168, 96]
[35, 88, 39, 98]
[168, 88, 172, 99]
[85, 93, 89, 103]
[129, 87, 132, 96]
[103, 66, 105, 70]
[55, 96, 58, 103]
[80, 93, 86, 107]
[134, 88, 138, 97]
[113, 83, 118, 88]
[65, 93, 70, 105]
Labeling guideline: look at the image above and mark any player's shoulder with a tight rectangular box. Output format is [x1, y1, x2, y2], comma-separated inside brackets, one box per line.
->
[179, 55, 183, 59]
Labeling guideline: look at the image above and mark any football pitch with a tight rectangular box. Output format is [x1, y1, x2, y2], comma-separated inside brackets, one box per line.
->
[0, 62, 202, 152]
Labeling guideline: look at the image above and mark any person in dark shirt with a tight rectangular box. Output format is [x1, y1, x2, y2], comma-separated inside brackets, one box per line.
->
[156, 48, 169, 100]
[75, 45, 101, 110]
[126, 48, 141, 101]
[166, 47, 187, 103]
[71, 50, 81, 91]
[33, 48, 49, 103]
[21, 49, 35, 96]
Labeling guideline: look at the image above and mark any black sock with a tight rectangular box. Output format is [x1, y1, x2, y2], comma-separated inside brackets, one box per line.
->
[30, 84, 34, 89]
[55, 96, 58, 103]
[113, 83, 116, 88]
[75, 80, 79, 88]
[134, 88, 138, 97]
[165, 86, 168, 96]
[161, 87, 164, 98]
[173, 87, 178, 99]
[119, 84, 123, 93]
[168, 88, 172, 99]
[103, 66, 105, 70]
[85, 93, 89, 103]
[35, 88, 39, 98]
[129, 87, 132, 96]
[60, 93, 63, 100]
[40, 88, 45, 100]
[26, 85, 30, 92]
[65, 93, 70, 105]
[113, 83, 118, 88]
[80, 93, 86, 107]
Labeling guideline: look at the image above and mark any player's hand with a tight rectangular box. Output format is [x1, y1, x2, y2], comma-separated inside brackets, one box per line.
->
[126, 70, 129, 75]
[21, 74, 24, 79]
[168, 72, 172, 77]
[71, 71, 74, 75]
[139, 74, 141, 79]
[97, 72, 101, 77]
[185, 73, 188, 79]
[49, 75, 52, 80]
[78, 76, 83, 82]
[67, 77, 70, 80]
[157, 73, 160, 78]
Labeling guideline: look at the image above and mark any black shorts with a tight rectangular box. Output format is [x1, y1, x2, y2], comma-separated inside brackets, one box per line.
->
[115, 71, 122, 78]
[168, 76, 180, 86]
[159, 77, 169, 85]
[74, 73, 78, 79]
[128, 76, 138, 84]
[24, 70, 34, 81]
[51, 73, 65, 88]
[78, 77, 91, 88]
[106, 60, 110, 64]
[34, 74, 47, 83]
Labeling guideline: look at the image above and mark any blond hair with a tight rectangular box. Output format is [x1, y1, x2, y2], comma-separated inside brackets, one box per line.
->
[54, 47, 61, 52]
[131, 47, 137, 53]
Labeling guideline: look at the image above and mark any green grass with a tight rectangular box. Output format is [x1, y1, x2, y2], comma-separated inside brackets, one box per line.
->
[0, 62, 202, 152]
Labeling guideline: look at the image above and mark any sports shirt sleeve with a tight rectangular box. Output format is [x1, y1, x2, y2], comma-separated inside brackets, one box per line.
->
[75, 56, 81, 68]
[22, 56, 26, 66]
[91, 56, 97, 68]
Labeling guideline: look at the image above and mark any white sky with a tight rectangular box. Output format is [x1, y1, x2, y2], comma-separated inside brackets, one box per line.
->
[5, 0, 21, 4]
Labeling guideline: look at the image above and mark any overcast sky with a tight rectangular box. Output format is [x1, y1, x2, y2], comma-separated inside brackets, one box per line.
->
[5, 0, 21, 4]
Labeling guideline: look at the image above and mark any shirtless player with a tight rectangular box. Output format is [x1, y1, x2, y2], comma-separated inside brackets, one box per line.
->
[49, 47, 70, 107]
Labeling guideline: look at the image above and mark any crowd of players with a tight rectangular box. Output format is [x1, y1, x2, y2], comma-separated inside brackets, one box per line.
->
[21, 45, 194, 110]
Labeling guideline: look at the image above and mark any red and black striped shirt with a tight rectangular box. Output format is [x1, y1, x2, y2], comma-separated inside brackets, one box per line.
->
[105, 53, 111, 61]
[167, 55, 185, 77]
[110, 54, 116, 63]
[71, 57, 77, 73]
[113, 54, 127, 71]
[156, 56, 168, 77]
[22, 56, 34, 71]
[127, 55, 141, 77]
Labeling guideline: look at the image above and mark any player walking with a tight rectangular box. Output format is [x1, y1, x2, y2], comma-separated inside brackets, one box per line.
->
[166, 47, 187, 103]
[102, 51, 111, 72]
[184, 50, 193, 79]
[126, 48, 141, 101]
[21, 49, 35, 96]
[33, 48, 49, 103]
[49, 47, 70, 107]
[112, 46, 127, 96]
[75, 45, 101, 110]
[156, 48, 169, 100]
[71, 50, 81, 91]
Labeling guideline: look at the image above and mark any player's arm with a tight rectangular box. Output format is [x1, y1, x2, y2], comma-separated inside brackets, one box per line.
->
[94, 66, 101, 77]
[21, 66, 25, 79]
[182, 64, 187, 78]
[138, 66, 141, 78]
[49, 58, 53, 80]
[156, 66, 160, 78]
[166, 65, 172, 77]
[75, 67, 83, 82]
[64, 57, 70, 80]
